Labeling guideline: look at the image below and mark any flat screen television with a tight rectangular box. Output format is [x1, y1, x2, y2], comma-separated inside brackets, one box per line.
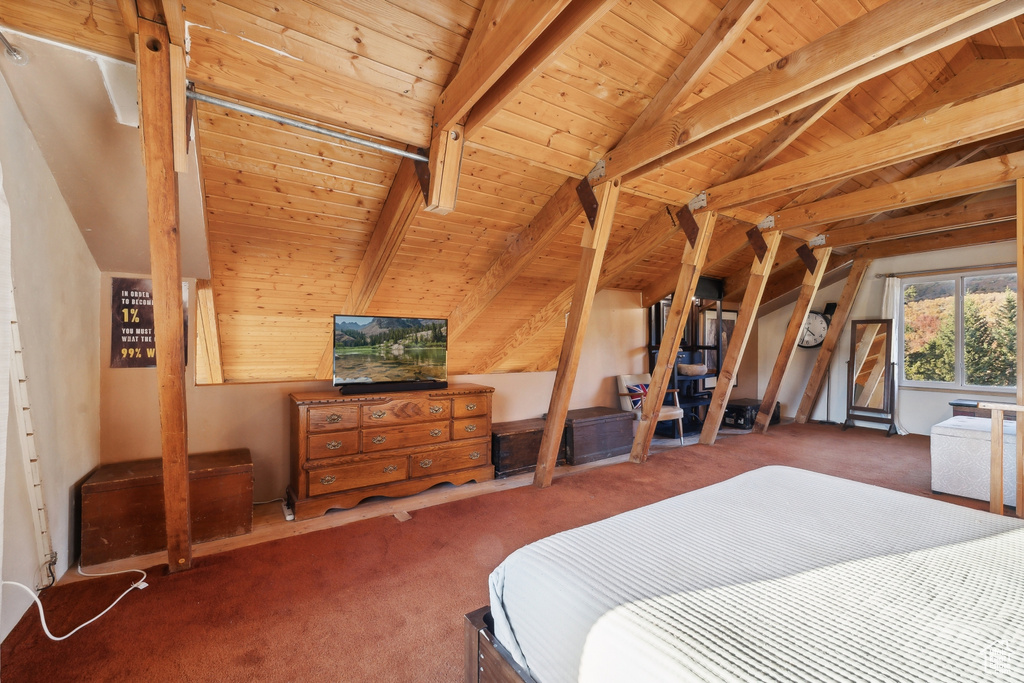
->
[332, 315, 448, 394]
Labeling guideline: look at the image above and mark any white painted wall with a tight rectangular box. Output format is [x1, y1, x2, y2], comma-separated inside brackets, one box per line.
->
[1, 74, 102, 641]
[100, 287, 647, 501]
[758, 242, 1016, 435]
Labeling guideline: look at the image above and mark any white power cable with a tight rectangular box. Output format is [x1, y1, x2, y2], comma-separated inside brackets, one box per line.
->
[1, 564, 147, 641]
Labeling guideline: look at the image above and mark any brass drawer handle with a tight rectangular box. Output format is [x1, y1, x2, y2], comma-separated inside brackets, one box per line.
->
[429, 428, 443, 437]
[466, 403, 477, 411]
[372, 435, 386, 444]
[371, 410, 387, 420]
[326, 413, 343, 424]
[319, 475, 336, 485]
[419, 459, 433, 468]
[469, 451, 481, 460]
[464, 424, 477, 433]
[429, 405, 444, 414]
[383, 464, 398, 474]
[326, 440, 343, 450]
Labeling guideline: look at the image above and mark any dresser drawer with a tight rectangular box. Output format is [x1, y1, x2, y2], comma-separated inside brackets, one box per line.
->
[307, 405, 359, 433]
[362, 397, 450, 425]
[308, 456, 407, 496]
[307, 432, 360, 460]
[362, 421, 451, 452]
[452, 416, 489, 440]
[410, 441, 490, 478]
[453, 395, 489, 418]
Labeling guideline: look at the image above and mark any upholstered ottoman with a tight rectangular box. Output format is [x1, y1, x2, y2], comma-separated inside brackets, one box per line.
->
[930, 416, 1017, 506]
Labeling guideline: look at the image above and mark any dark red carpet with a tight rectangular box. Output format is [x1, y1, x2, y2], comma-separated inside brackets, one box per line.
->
[1, 423, 979, 681]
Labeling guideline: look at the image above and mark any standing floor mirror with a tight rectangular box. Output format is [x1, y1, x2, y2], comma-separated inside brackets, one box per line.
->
[843, 318, 897, 436]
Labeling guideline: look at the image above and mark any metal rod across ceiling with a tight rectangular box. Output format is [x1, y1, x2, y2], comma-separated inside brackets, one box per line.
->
[186, 89, 429, 163]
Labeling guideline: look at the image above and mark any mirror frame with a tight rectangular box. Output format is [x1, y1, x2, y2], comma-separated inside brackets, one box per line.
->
[844, 318, 897, 436]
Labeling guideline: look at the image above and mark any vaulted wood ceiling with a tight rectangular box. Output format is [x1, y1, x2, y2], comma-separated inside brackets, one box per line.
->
[4, 0, 1024, 382]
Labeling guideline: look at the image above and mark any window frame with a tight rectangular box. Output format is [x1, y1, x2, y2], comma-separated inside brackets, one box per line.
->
[899, 267, 1017, 393]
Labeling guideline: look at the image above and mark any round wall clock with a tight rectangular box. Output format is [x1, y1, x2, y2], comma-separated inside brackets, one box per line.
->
[798, 311, 829, 348]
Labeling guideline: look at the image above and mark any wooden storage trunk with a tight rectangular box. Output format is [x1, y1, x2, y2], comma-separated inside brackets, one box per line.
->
[81, 448, 253, 566]
[564, 407, 633, 465]
[491, 417, 565, 478]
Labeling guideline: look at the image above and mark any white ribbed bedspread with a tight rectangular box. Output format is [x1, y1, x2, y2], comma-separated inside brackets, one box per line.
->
[488, 466, 1024, 682]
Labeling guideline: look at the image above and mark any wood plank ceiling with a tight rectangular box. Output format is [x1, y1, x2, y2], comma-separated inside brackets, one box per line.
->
[4, 0, 1024, 382]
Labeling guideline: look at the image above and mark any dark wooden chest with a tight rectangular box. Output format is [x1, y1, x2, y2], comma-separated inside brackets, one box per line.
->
[81, 448, 253, 566]
[564, 407, 633, 465]
[491, 417, 565, 478]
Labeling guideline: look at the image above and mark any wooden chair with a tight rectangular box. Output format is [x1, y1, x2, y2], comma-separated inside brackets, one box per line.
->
[617, 373, 686, 446]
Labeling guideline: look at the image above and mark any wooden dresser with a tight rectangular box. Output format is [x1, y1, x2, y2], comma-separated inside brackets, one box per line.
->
[289, 384, 494, 519]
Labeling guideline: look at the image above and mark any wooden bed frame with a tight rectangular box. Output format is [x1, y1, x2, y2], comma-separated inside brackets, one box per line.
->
[464, 607, 534, 683]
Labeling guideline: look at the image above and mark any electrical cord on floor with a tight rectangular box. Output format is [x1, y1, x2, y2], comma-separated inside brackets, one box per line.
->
[1, 564, 148, 641]
[254, 496, 285, 505]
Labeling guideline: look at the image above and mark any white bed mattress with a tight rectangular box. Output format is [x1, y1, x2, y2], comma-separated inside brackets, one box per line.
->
[488, 466, 1024, 682]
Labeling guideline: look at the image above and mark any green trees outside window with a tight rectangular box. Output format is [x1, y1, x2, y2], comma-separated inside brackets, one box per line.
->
[902, 272, 1017, 388]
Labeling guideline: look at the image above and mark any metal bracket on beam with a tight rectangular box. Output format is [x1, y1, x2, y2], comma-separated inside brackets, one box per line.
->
[576, 177, 600, 228]
[676, 205, 700, 248]
[688, 191, 707, 212]
[746, 226, 769, 262]
[796, 243, 818, 274]
[586, 159, 606, 184]
[756, 215, 776, 230]
[413, 148, 431, 204]
[809, 234, 827, 247]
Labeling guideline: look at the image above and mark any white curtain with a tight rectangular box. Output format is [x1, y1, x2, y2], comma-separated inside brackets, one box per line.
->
[0, 135, 12, 642]
[881, 277, 910, 435]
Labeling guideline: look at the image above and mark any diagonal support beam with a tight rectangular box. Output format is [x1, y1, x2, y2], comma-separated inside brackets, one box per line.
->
[753, 247, 832, 433]
[534, 179, 621, 488]
[630, 210, 717, 463]
[700, 230, 783, 445]
[795, 258, 872, 423]
[194, 279, 224, 384]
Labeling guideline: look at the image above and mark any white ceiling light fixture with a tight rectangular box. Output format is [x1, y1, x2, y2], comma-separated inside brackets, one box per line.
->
[0, 30, 29, 66]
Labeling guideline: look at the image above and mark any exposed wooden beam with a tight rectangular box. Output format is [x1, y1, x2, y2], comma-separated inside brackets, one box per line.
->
[194, 280, 224, 385]
[433, 0, 571, 134]
[773, 150, 1024, 234]
[853, 220, 1016, 259]
[314, 322, 334, 382]
[795, 259, 872, 423]
[534, 179, 620, 488]
[464, 0, 619, 139]
[115, 0, 139, 38]
[630, 211, 717, 463]
[706, 81, 1024, 213]
[619, 0, 768, 145]
[754, 248, 832, 433]
[159, 0, 184, 47]
[448, 177, 580, 339]
[818, 189, 1017, 248]
[474, 205, 681, 373]
[717, 90, 851, 185]
[615, 0, 1024, 184]
[699, 231, 782, 445]
[759, 253, 855, 307]
[345, 159, 424, 314]
[137, 17, 191, 572]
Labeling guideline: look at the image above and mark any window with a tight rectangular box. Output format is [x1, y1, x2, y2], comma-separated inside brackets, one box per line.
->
[901, 269, 1017, 390]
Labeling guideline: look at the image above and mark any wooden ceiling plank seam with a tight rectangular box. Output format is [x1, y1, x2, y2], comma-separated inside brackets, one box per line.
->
[607, 0, 1024, 184]
[187, 26, 433, 148]
[207, 0, 455, 89]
